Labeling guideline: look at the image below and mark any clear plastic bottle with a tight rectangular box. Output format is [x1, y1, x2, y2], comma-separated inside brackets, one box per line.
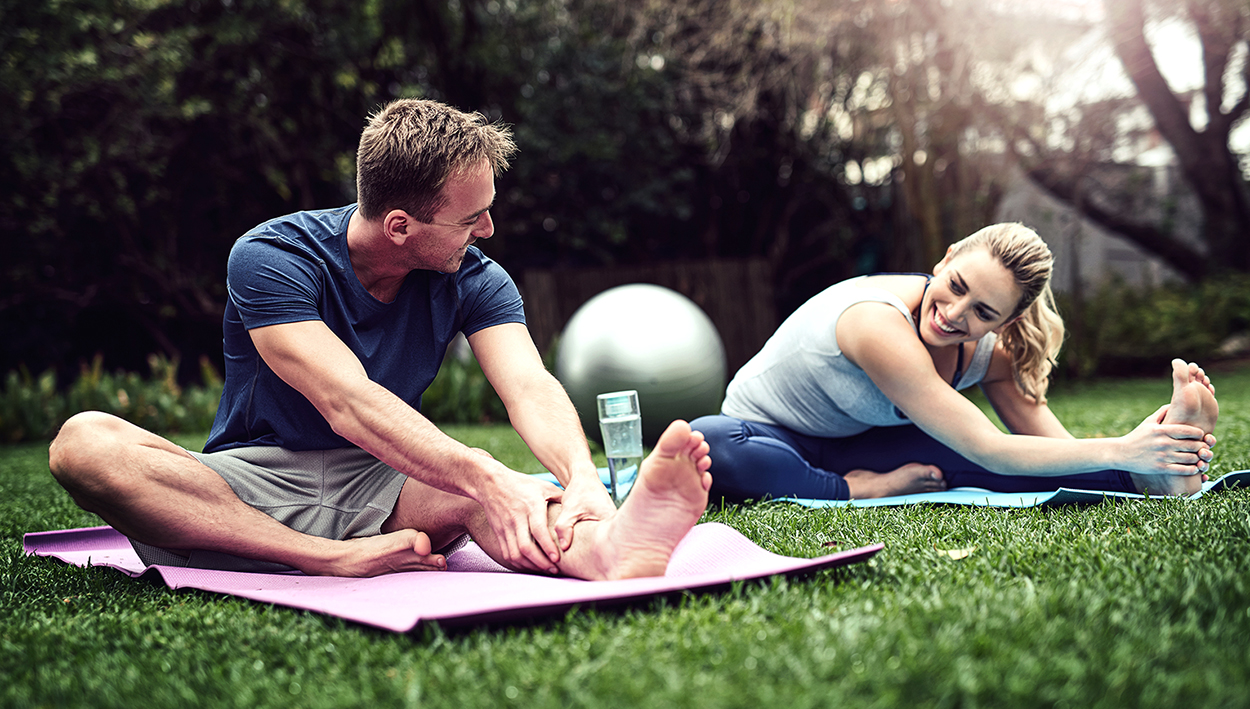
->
[596, 390, 643, 505]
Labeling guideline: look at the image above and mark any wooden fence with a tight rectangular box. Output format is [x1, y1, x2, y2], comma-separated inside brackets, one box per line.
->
[520, 257, 778, 374]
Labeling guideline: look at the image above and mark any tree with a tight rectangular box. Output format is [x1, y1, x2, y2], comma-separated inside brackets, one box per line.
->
[0, 0, 1009, 376]
[1020, 0, 1250, 280]
[0, 0, 390, 377]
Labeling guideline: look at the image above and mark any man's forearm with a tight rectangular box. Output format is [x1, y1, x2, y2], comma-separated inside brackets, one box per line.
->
[504, 373, 598, 487]
[249, 319, 520, 503]
[323, 376, 509, 498]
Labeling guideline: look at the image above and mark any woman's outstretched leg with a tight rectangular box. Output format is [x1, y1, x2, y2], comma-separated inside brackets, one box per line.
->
[690, 415, 944, 500]
[825, 424, 1138, 493]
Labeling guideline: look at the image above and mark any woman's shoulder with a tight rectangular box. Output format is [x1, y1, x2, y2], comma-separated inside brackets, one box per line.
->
[979, 337, 1018, 384]
[854, 272, 929, 294]
[822, 273, 927, 316]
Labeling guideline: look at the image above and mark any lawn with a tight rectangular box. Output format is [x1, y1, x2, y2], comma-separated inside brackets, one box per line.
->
[3, 368, 1250, 708]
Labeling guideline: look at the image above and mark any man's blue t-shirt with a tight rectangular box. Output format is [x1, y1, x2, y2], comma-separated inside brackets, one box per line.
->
[204, 204, 526, 453]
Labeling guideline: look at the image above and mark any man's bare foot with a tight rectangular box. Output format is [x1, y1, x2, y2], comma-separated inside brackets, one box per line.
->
[312, 529, 447, 577]
[844, 463, 946, 499]
[1130, 359, 1219, 497]
[586, 419, 713, 580]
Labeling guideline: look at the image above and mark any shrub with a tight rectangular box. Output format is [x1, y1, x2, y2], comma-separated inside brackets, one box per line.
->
[1057, 274, 1250, 378]
[0, 349, 520, 443]
[0, 354, 222, 443]
[420, 354, 510, 425]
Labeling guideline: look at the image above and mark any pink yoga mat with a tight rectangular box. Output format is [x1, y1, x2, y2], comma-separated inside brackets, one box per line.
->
[23, 523, 881, 632]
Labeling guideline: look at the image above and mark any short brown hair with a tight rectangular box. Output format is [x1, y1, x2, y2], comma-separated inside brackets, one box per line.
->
[355, 99, 517, 221]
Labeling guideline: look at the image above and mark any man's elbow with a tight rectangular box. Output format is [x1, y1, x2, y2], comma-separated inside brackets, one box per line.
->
[310, 388, 370, 440]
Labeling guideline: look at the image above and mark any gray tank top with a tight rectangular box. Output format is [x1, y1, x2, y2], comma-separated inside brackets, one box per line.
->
[721, 275, 996, 438]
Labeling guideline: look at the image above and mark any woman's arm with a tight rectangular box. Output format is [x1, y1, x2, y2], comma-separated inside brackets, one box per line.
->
[978, 342, 1072, 438]
[836, 303, 1208, 477]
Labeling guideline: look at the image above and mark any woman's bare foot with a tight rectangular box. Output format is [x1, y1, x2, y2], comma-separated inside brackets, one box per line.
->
[584, 420, 713, 580]
[1130, 359, 1219, 497]
[844, 463, 946, 499]
[312, 529, 447, 577]
[1162, 359, 1218, 433]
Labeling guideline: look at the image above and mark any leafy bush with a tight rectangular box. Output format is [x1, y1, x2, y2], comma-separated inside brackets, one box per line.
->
[420, 354, 510, 425]
[0, 354, 223, 443]
[0, 350, 517, 442]
[0, 347, 522, 443]
[1057, 274, 1250, 377]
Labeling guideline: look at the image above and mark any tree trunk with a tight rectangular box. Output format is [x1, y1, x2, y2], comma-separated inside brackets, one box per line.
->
[1105, 0, 1250, 273]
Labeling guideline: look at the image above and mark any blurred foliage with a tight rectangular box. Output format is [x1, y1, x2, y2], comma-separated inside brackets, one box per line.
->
[0, 0, 908, 381]
[0, 354, 222, 443]
[420, 354, 510, 425]
[1057, 274, 1250, 378]
[1, 0, 384, 378]
[0, 352, 509, 442]
[4, 0, 1242, 391]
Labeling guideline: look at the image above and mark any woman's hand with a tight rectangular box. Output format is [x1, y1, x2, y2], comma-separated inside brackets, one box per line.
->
[1120, 405, 1213, 477]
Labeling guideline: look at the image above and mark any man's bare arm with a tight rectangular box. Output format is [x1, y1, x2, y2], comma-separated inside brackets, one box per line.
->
[468, 323, 616, 548]
[248, 319, 564, 572]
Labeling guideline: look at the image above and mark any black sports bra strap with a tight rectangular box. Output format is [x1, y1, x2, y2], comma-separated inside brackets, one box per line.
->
[952, 342, 965, 387]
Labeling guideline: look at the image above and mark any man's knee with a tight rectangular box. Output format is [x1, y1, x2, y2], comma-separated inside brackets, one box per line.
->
[48, 411, 132, 490]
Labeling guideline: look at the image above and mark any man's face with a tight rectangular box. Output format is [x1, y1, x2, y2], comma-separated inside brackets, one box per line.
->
[410, 161, 496, 273]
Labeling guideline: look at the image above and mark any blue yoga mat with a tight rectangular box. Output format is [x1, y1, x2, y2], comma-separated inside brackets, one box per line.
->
[542, 469, 1250, 509]
[780, 470, 1250, 508]
[535, 466, 637, 497]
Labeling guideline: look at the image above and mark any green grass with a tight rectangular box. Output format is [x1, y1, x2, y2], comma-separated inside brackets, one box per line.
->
[4, 370, 1250, 707]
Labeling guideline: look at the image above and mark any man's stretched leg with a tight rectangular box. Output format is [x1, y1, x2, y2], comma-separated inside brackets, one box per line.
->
[383, 420, 713, 580]
[49, 411, 446, 576]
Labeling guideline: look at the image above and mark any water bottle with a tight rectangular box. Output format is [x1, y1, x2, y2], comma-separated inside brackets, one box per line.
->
[596, 390, 643, 505]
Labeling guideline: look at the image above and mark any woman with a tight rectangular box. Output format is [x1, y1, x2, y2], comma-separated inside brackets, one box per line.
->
[691, 223, 1218, 501]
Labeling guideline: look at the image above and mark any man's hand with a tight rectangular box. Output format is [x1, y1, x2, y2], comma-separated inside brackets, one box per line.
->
[551, 462, 618, 551]
[467, 323, 617, 551]
[475, 471, 566, 573]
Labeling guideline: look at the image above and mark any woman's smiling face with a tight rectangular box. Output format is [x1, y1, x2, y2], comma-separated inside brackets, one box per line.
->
[919, 247, 1023, 346]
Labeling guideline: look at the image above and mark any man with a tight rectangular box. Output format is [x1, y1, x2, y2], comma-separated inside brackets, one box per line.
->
[49, 98, 712, 580]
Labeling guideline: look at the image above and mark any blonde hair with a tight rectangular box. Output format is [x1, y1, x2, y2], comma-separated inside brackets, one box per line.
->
[947, 223, 1064, 403]
[356, 99, 517, 221]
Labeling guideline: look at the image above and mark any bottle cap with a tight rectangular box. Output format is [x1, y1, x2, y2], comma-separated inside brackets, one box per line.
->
[596, 390, 639, 419]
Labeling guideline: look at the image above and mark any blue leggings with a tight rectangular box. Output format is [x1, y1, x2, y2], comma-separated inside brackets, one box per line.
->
[690, 414, 1136, 501]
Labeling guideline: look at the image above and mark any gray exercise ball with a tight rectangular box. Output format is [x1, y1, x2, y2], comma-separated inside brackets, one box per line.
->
[556, 283, 727, 446]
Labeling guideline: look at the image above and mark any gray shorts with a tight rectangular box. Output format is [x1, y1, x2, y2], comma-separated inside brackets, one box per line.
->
[130, 445, 408, 572]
